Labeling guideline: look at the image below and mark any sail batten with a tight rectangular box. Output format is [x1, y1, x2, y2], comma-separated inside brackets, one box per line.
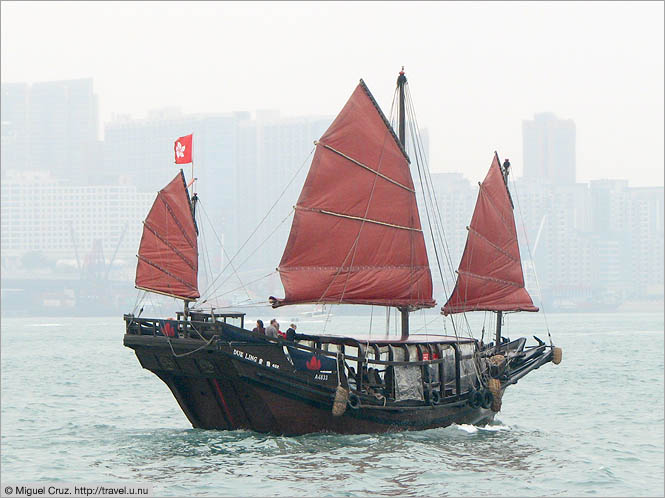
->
[443, 154, 537, 315]
[467, 227, 519, 262]
[142, 221, 197, 270]
[136, 256, 199, 292]
[457, 270, 526, 288]
[272, 81, 434, 309]
[317, 142, 415, 192]
[298, 206, 423, 232]
[135, 171, 199, 301]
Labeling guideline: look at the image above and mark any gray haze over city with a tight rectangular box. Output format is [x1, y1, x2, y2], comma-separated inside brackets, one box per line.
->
[1, 1, 663, 316]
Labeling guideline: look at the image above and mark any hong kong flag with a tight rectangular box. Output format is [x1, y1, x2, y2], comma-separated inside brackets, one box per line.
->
[174, 134, 193, 164]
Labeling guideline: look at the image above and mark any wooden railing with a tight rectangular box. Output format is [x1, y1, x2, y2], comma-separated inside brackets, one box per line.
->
[124, 314, 472, 403]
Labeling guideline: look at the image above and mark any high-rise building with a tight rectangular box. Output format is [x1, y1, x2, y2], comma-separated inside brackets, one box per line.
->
[522, 113, 576, 184]
[0, 79, 100, 184]
[103, 110, 332, 285]
[1, 83, 30, 175]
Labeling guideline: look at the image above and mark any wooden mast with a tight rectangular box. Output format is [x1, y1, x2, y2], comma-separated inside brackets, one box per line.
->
[397, 67, 409, 340]
[495, 159, 510, 348]
[184, 191, 199, 319]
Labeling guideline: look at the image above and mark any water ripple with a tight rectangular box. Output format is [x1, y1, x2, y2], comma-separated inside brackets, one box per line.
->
[1, 314, 663, 496]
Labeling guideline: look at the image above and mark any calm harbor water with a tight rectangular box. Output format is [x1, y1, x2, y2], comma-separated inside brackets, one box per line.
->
[1, 312, 663, 496]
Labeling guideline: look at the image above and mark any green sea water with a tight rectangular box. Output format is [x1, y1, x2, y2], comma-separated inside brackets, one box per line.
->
[1, 312, 663, 496]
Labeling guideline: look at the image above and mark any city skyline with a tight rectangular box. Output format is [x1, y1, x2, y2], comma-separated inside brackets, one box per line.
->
[1, 2, 663, 187]
[2, 74, 662, 316]
[1, 75, 660, 191]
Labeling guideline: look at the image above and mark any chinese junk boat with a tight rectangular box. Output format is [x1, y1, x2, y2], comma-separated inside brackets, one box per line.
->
[123, 70, 562, 435]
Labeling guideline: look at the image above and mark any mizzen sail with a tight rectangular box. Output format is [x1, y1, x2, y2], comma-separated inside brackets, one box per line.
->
[272, 80, 435, 309]
[135, 170, 199, 300]
[442, 153, 537, 315]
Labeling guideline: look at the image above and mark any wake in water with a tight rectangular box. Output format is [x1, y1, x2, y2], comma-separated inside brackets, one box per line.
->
[453, 423, 512, 434]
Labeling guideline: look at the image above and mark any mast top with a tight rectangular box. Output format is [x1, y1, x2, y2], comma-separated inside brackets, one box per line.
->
[397, 66, 407, 84]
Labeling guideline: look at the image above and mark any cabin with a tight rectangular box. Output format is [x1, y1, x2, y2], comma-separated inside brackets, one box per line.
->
[124, 310, 491, 408]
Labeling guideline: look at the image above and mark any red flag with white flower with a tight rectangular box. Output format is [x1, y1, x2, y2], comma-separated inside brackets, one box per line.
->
[174, 134, 193, 164]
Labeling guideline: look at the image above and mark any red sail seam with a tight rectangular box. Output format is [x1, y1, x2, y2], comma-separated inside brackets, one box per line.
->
[478, 183, 514, 235]
[321, 120, 408, 303]
[278, 265, 432, 271]
[179, 169, 199, 236]
[143, 221, 197, 271]
[277, 297, 435, 307]
[445, 304, 537, 313]
[135, 285, 197, 301]
[358, 79, 410, 163]
[467, 227, 519, 263]
[457, 269, 524, 288]
[136, 255, 198, 293]
[296, 206, 422, 232]
[158, 196, 196, 248]
[317, 142, 414, 192]
[322, 122, 406, 304]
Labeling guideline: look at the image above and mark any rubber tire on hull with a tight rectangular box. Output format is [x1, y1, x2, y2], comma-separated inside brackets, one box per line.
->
[469, 389, 483, 408]
[481, 390, 493, 409]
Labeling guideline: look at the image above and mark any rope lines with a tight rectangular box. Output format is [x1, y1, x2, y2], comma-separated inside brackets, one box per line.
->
[509, 175, 553, 346]
[403, 82, 473, 340]
[198, 147, 315, 301]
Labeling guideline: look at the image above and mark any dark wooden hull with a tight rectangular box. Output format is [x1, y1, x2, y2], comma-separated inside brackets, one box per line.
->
[124, 334, 497, 435]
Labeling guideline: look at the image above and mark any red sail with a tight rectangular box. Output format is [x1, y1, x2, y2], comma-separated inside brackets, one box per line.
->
[442, 153, 537, 314]
[135, 171, 199, 300]
[272, 81, 435, 309]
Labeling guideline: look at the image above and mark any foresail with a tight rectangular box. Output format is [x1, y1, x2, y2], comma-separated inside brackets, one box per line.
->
[271, 80, 435, 309]
[442, 153, 537, 315]
[135, 170, 199, 300]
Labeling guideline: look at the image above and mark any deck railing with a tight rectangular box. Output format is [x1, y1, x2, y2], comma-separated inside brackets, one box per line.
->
[124, 314, 473, 403]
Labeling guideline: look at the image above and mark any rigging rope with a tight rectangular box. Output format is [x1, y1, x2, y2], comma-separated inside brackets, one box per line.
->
[196, 204, 216, 301]
[199, 147, 315, 299]
[403, 83, 469, 340]
[203, 208, 295, 305]
[316, 88, 397, 306]
[197, 199, 252, 304]
[206, 271, 276, 304]
[509, 175, 554, 346]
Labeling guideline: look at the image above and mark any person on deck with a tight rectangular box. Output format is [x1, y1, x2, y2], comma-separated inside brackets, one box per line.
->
[277, 322, 286, 339]
[265, 319, 279, 338]
[286, 323, 297, 341]
[252, 320, 265, 335]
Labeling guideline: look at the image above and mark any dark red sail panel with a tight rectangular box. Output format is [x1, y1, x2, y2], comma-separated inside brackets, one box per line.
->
[135, 171, 199, 300]
[272, 81, 434, 309]
[442, 153, 538, 314]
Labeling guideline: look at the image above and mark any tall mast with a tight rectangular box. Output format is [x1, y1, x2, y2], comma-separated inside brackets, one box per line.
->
[397, 67, 409, 340]
[398, 67, 406, 145]
[494, 158, 511, 348]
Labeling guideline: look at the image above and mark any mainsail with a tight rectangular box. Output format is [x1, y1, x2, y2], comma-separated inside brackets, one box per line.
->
[272, 80, 435, 309]
[135, 170, 200, 300]
[442, 153, 538, 315]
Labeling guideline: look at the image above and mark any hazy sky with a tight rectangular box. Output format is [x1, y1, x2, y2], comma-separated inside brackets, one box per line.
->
[2, 1, 663, 186]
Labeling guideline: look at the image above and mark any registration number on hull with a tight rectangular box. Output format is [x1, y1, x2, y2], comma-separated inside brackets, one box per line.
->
[233, 348, 280, 369]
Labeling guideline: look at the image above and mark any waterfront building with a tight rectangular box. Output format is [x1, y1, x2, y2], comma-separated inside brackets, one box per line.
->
[0, 171, 153, 279]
